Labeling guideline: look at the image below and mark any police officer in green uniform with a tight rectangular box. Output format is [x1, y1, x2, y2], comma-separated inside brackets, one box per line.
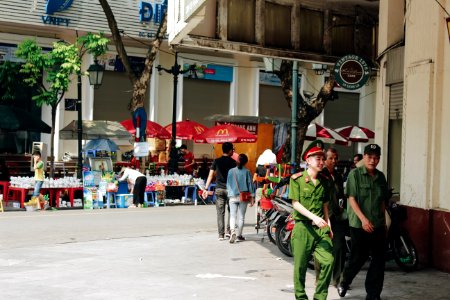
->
[337, 144, 389, 300]
[289, 140, 334, 300]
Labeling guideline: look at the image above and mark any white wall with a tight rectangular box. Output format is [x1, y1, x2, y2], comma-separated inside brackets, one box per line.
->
[396, 0, 450, 210]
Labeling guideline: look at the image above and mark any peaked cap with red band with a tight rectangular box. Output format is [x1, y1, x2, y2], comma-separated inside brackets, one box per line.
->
[302, 139, 325, 161]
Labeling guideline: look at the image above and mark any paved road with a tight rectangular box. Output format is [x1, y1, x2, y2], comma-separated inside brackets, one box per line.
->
[0, 206, 449, 299]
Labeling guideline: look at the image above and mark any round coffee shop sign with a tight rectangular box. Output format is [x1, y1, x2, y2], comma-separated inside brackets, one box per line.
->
[333, 55, 370, 90]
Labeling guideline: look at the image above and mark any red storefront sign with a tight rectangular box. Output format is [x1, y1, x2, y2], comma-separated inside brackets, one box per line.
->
[215, 121, 258, 135]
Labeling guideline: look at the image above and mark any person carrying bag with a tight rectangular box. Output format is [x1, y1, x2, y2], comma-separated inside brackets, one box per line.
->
[226, 154, 255, 243]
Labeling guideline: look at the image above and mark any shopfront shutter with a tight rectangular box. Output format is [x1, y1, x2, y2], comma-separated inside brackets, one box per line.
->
[389, 82, 403, 120]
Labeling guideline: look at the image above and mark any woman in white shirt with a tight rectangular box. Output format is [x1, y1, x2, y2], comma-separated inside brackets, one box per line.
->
[118, 167, 147, 208]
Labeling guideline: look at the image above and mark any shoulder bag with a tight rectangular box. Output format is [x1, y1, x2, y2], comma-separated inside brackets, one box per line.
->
[233, 169, 252, 202]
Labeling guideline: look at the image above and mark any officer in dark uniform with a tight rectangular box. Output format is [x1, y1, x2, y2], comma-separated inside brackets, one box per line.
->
[319, 148, 348, 287]
[337, 144, 389, 300]
[289, 140, 334, 300]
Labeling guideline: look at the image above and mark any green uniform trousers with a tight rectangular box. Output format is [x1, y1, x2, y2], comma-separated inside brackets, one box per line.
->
[313, 217, 349, 286]
[291, 221, 334, 300]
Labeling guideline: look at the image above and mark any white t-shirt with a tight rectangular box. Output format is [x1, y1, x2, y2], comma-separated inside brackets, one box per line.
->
[118, 168, 145, 184]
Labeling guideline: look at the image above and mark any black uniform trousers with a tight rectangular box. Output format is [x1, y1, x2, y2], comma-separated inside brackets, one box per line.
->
[133, 176, 147, 205]
[330, 217, 349, 286]
[342, 226, 386, 299]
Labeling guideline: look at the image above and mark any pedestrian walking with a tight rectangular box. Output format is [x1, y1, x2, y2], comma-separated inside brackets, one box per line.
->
[322, 148, 348, 287]
[118, 167, 147, 208]
[226, 154, 255, 243]
[202, 142, 236, 240]
[289, 140, 334, 300]
[31, 151, 45, 209]
[337, 144, 389, 300]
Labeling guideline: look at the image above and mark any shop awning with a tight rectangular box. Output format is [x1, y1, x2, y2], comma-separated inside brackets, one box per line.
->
[59, 120, 132, 140]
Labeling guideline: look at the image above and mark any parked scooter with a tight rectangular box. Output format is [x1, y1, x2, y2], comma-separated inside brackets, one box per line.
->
[255, 172, 291, 244]
[385, 193, 418, 271]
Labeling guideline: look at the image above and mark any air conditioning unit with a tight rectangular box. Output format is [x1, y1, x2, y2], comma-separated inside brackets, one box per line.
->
[30, 142, 48, 172]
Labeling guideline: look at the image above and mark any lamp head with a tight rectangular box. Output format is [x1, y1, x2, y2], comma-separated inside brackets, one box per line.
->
[87, 60, 105, 89]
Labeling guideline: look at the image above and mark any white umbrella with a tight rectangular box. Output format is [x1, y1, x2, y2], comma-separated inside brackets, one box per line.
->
[335, 125, 375, 143]
[306, 123, 349, 146]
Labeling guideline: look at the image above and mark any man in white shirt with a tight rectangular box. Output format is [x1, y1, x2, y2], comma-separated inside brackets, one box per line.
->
[118, 167, 147, 208]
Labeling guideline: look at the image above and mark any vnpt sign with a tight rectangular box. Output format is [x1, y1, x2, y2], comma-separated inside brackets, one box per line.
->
[139, 1, 167, 24]
[46, 0, 74, 15]
[42, 0, 73, 27]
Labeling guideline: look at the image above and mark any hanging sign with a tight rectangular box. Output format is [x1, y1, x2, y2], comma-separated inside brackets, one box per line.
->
[134, 142, 149, 157]
[333, 54, 370, 90]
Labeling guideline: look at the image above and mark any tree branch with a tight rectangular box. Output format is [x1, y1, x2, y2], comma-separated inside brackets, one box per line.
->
[131, 0, 168, 110]
[98, 0, 136, 83]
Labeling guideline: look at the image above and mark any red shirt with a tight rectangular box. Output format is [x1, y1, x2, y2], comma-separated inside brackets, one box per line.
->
[183, 152, 195, 174]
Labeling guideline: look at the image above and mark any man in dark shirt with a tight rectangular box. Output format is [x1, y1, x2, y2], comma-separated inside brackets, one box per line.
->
[202, 142, 236, 240]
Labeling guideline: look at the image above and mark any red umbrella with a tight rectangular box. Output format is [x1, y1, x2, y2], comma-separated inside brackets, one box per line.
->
[306, 123, 349, 146]
[164, 120, 208, 140]
[194, 124, 257, 144]
[120, 119, 171, 139]
[335, 125, 375, 142]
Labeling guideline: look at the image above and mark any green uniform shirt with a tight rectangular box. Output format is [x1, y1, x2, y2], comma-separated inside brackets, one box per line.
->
[288, 170, 331, 222]
[345, 166, 388, 229]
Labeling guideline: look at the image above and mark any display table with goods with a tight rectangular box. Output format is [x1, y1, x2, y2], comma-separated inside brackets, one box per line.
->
[7, 176, 83, 209]
[144, 174, 206, 206]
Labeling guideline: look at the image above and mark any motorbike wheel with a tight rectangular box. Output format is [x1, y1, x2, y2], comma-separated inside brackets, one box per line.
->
[266, 218, 277, 244]
[255, 210, 261, 234]
[275, 221, 292, 257]
[392, 233, 419, 272]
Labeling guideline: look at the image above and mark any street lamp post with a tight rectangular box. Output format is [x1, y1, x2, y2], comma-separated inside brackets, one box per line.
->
[77, 60, 105, 178]
[156, 52, 192, 174]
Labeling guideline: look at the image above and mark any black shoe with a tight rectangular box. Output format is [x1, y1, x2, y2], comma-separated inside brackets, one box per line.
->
[337, 283, 349, 297]
[237, 235, 246, 242]
[366, 295, 381, 300]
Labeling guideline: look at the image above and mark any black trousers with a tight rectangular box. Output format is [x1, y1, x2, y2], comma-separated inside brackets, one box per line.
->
[330, 217, 349, 286]
[133, 176, 147, 205]
[342, 226, 386, 298]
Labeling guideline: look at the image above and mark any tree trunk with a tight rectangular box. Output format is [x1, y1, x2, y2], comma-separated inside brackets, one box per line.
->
[98, 0, 136, 84]
[99, 0, 168, 112]
[275, 60, 337, 163]
[49, 105, 57, 178]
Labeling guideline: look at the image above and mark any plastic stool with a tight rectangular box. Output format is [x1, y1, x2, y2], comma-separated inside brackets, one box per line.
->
[207, 183, 216, 204]
[184, 186, 197, 203]
[106, 192, 117, 208]
[144, 191, 156, 207]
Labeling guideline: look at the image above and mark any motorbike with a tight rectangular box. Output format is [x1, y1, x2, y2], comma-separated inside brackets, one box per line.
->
[272, 197, 294, 255]
[255, 171, 291, 244]
[384, 194, 419, 271]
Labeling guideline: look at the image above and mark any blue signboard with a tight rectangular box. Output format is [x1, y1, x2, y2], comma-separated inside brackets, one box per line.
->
[183, 63, 233, 82]
[45, 0, 74, 15]
[140, 0, 167, 24]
